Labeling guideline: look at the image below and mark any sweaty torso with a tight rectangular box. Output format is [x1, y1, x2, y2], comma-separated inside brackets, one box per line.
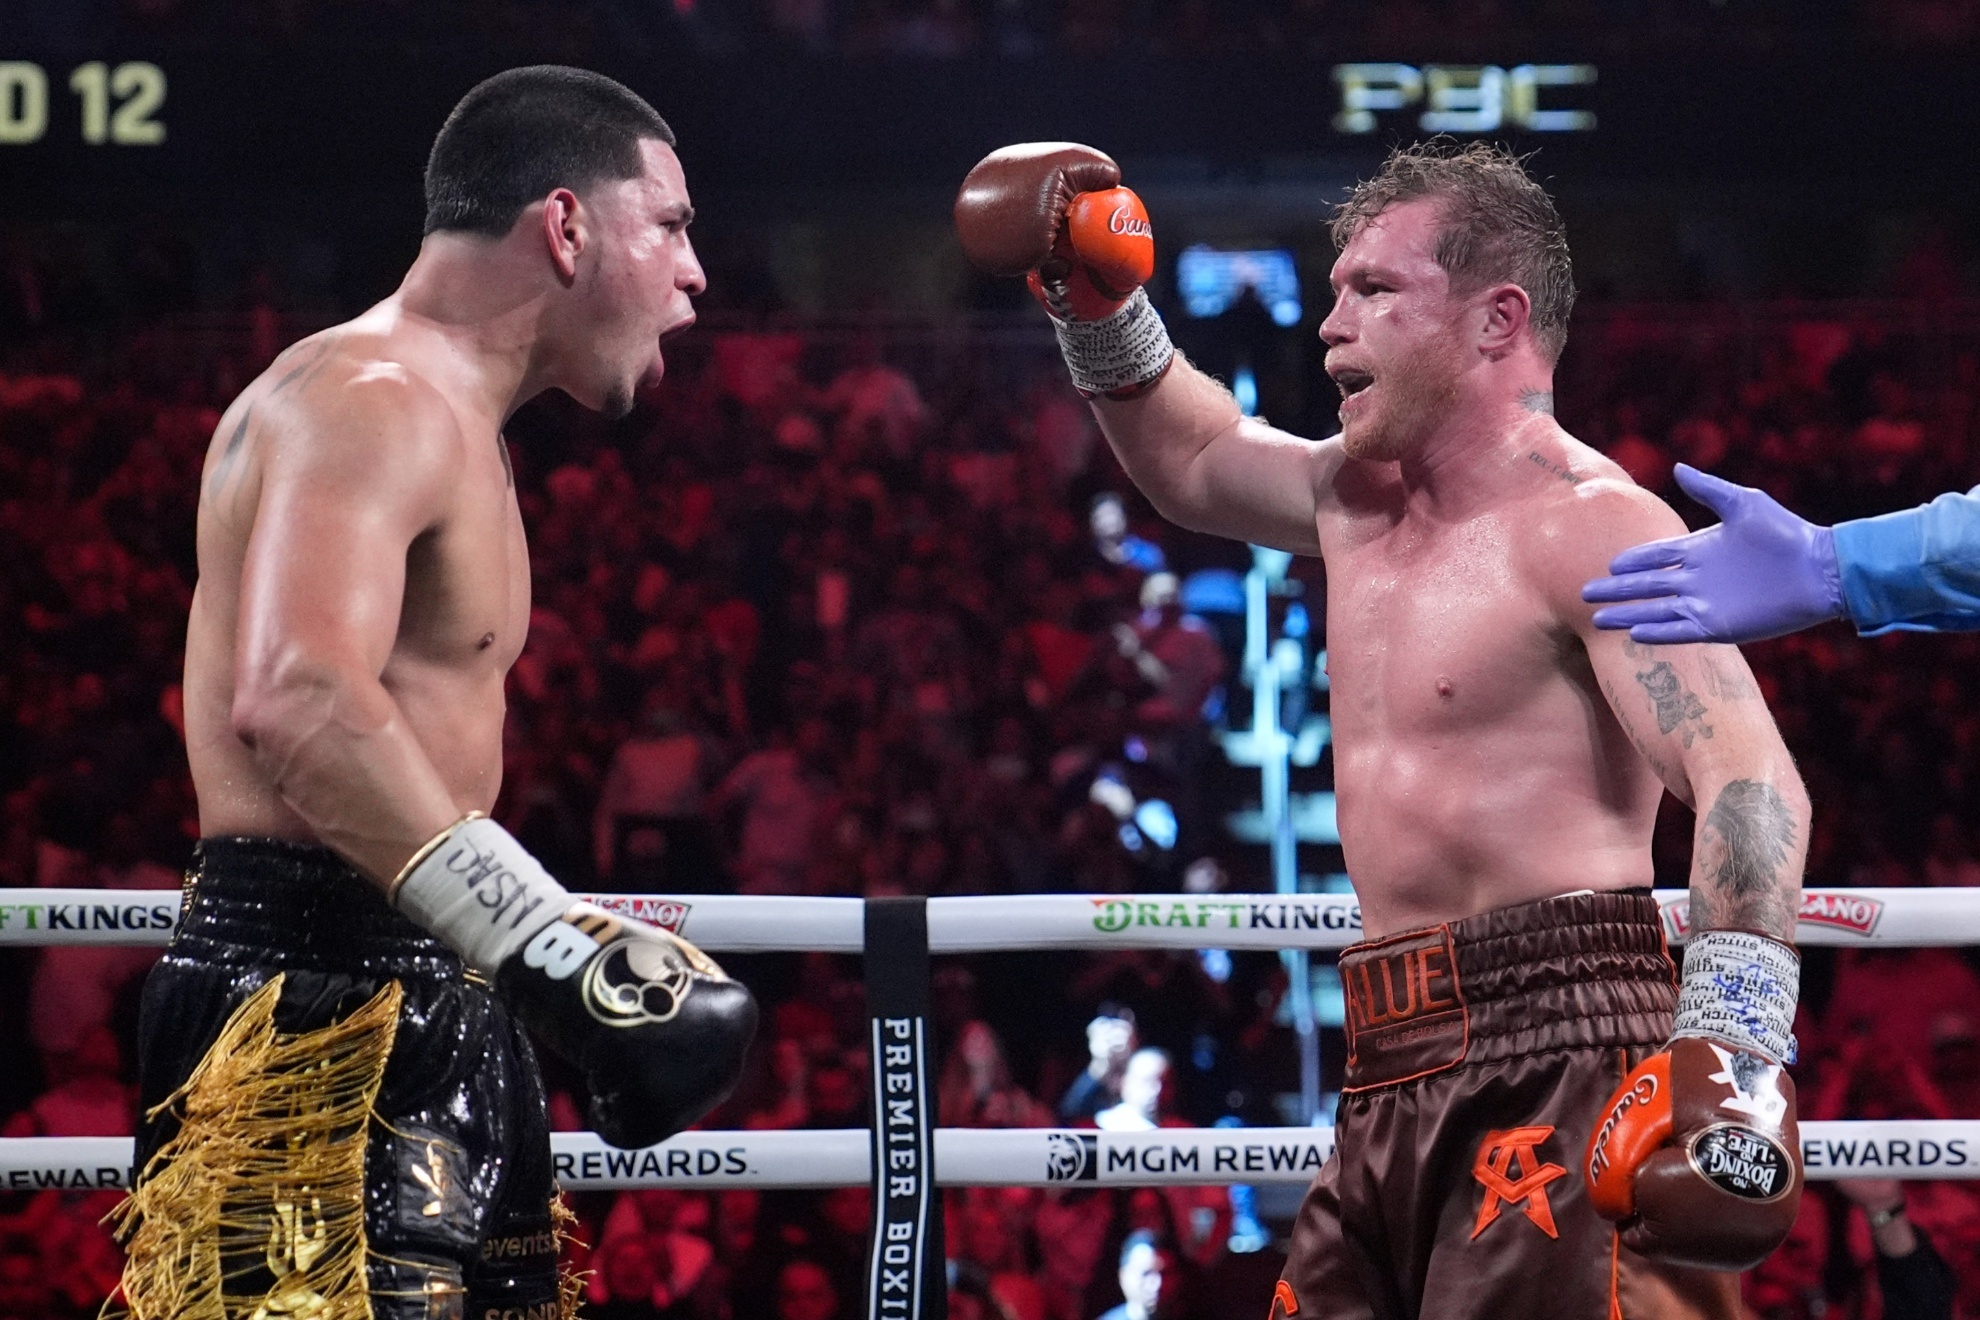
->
[1316, 442, 1662, 937]
[183, 318, 531, 840]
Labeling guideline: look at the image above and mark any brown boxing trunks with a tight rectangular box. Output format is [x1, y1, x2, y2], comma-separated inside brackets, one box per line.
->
[1273, 890, 1745, 1320]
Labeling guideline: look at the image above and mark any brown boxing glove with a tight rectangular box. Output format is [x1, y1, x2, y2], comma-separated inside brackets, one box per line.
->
[955, 143, 1173, 400]
[954, 142, 1122, 278]
[1585, 931, 1803, 1272]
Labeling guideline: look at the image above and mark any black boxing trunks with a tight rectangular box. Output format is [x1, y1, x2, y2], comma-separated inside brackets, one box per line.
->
[116, 838, 569, 1320]
[1272, 890, 1745, 1320]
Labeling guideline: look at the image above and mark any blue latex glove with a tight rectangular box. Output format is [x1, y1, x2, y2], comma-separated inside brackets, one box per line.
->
[1581, 464, 1844, 644]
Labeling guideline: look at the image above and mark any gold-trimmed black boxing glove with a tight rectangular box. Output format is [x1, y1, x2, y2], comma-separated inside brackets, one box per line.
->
[393, 814, 758, 1149]
[1585, 930, 1803, 1271]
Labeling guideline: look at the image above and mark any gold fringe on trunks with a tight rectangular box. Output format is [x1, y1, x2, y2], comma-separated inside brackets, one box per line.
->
[104, 974, 404, 1320]
[549, 1193, 588, 1320]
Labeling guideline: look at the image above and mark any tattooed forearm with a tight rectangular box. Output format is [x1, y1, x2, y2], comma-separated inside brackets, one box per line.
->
[1692, 778, 1800, 938]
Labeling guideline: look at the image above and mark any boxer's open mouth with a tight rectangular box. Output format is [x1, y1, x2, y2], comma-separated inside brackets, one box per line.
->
[1330, 368, 1374, 400]
[659, 316, 697, 346]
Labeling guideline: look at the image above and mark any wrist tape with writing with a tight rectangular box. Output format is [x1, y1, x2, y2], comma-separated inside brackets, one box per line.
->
[1672, 929, 1800, 1063]
[1052, 288, 1176, 399]
[394, 816, 574, 974]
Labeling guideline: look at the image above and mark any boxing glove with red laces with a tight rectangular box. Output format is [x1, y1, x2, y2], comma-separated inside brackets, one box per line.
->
[1585, 929, 1803, 1271]
[954, 143, 1174, 400]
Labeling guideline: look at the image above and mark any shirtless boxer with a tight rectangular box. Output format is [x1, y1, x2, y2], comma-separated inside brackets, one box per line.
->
[118, 67, 756, 1320]
[956, 142, 1809, 1317]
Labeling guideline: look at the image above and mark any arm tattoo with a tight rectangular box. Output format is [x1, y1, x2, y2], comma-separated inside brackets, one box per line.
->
[1693, 778, 1799, 935]
[1701, 652, 1759, 702]
[1602, 677, 1675, 785]
[1635, 659, 1713, 746]
[1520, 389, 1555, 415]
[203, 405, 254, 503]
[268, 337, 337, 395]
[201, 337, 340, 507]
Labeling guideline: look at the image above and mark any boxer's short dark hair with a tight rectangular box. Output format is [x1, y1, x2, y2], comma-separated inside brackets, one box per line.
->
[424, 66, 675, 237]
[1331, 140, 1576, 363]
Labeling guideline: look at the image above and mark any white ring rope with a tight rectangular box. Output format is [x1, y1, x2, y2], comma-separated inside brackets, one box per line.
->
[6, 1123, 1978, 1192]
[4, 890, 1973, 1197]
[1, 887, 1972, 950]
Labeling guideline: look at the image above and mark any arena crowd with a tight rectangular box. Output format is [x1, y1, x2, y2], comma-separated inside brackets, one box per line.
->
[0, 293, 1977, 1318]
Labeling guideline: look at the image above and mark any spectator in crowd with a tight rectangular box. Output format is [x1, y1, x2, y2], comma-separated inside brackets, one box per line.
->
[1922, 814, 1980, 888]
[1928, 1009, 1980, 1114]
[0, 1247, 49, 1320]
[592, 690, 726, 890]
[743, 1036, 816, 1131]
[710, 718, 836, 895]
[2, 1027, 133, 1139]
[1109, 573, 1226, 838]
[1836, 1178, 1959, 1320]
[0, 1187, 124, 1317]
[941, 1019, 1055, 1128]
[1092, 1230, 1175, 1320]
[776, 1257, 844, 1320]
[1822, 948, 1980, 1078]
[589, 1236, 682, 1320]
[593, 1190, 723, 1318]
[1094, 1049, 1174, 1133]
[1059, 1006, 1138, 1123]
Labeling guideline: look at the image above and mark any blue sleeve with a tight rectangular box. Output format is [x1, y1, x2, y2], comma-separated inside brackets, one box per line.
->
[1832, 486, 1980, 635]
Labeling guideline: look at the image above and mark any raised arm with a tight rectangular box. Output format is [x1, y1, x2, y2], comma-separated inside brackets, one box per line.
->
[226, 362, 465, 884]
[1089, 359, 1327, 554]
[954, 142, 1326, 554]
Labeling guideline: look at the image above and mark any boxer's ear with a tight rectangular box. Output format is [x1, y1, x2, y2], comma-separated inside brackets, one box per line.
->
[1477, 282, 1532, 361]
[541, 187, 586, 283]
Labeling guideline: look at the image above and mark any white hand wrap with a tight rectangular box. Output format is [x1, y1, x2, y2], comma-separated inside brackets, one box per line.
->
[1052, 288, 1175, 398]
[394, 816, 574, 974]
[1672, 929, 1800, 1064]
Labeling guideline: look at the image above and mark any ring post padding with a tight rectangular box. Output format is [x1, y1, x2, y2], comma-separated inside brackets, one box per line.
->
[7, 1123, 1977, 1193]
[864, 896, 942, 1320]
[7, 889, 1978, 951]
